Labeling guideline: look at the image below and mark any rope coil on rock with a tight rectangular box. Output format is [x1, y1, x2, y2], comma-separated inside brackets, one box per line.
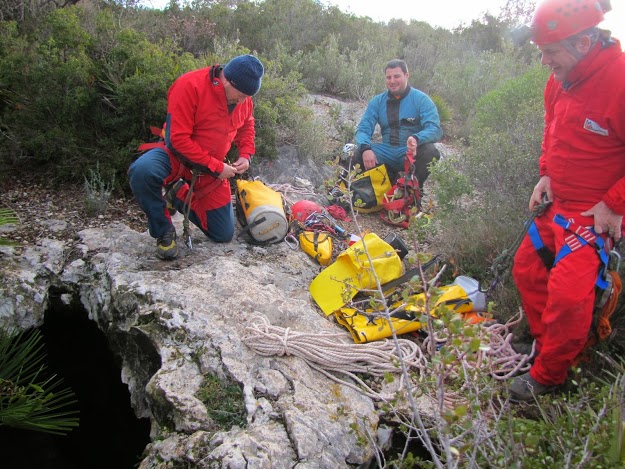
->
[243, 314, 428, 400]
[243, 312, 533, 400]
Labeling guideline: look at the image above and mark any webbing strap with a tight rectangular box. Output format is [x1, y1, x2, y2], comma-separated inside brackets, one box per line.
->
[552, 214, 610, 290]
[404, 150, 415, 174]
[527, 221, 555, 270]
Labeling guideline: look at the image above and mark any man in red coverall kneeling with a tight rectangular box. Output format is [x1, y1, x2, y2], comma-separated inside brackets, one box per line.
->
[129, 54, 264, 260]
[510, 0, 625, 401]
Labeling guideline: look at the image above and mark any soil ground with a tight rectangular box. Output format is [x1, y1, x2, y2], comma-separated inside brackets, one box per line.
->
[0, 175, 409, 254]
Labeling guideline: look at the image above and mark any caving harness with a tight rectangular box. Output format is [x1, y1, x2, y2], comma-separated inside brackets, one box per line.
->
[481, 198, 622, 362]
[380, 149, 423, 228]
[546, 214, 621, 364]
[138, 125, 206, 249]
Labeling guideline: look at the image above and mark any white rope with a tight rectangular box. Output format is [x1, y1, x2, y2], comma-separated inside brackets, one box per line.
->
[242, 314, 428, 400]
[484, 309, 533, 380]
[267, 183, 319, 208]
[243, 310, 532, 400]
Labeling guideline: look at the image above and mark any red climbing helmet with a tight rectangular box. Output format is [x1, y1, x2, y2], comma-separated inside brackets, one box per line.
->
[530, 0, 610, 45]
[290, 200, 323, 223]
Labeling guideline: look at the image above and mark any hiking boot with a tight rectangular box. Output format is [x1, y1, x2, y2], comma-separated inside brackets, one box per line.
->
[509, 372, 559, 402]
[156, 226, 178, 260]
[164, 179, 185, 216]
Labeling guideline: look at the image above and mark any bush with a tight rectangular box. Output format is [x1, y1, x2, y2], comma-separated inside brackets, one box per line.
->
[430, 45, 531, 138]
[83, 163, 115, 216]
[428, 64, 548, 314]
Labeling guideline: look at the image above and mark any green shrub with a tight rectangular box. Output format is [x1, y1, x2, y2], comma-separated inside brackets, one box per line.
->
[84, 163, 115, 216]
[298, 33, 389, 101]
[430, 94, 452, 124]
[428, 64, 548, 314]
[430, 45, 532, 137]
[0, 329, 79, 435]
[0, 207, 19, 246]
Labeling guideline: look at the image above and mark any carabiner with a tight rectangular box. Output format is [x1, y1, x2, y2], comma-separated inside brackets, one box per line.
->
[284, 234, 299, 250]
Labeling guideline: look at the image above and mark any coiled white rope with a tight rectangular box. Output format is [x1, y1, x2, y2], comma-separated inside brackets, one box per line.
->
[243, 310, 532, 400]
[243, 314, 428, 400]
[421, 308, 532, 381]
[484, 309, 534, 379]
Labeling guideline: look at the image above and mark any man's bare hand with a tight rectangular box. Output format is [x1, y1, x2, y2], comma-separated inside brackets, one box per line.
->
[581, 201, 623, 241]
[406, 136, 418, 158]
[232, 157, 250, 174]
[362, 149, 377, 170]
[529, 176, 553, 211]
[219, 164, 237, 180]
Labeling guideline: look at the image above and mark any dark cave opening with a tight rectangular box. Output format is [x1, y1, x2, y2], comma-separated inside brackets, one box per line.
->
[0, 294, 154, 469]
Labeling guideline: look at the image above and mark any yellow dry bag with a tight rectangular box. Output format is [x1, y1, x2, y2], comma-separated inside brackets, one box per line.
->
[338, 165, 393, 213]
[309, 233, 404, 315]
[334, 276, 489, 343]
[236, 179, 288, 244]
[299, 231, 333, 266]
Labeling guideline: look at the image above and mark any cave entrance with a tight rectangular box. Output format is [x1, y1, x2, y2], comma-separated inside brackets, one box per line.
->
[0, 294, 153, 469]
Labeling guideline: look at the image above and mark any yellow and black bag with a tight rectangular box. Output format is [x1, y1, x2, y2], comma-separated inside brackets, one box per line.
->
[337, 165, 392, 213]
[309, 233, 404, 315]
[299, 230, 333, 266]
[335, 276, 489, 343]
[235, 179, 288, 244]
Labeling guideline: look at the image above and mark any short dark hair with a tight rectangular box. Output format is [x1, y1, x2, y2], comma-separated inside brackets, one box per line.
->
[385, 59, 408, 73]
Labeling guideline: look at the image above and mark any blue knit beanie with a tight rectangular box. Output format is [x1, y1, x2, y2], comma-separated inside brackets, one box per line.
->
[223, 55, 264, 97]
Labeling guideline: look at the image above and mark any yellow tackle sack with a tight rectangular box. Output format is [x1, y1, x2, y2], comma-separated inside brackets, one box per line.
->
[236, 179, 288, 244]
[309, 232, 404, 315]
[299, 231, 333, 266]
[338, 165, 393, 213]
[334, 276, 489, 343]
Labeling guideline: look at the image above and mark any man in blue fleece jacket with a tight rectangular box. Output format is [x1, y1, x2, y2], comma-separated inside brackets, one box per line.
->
[353, 59, 443, 187]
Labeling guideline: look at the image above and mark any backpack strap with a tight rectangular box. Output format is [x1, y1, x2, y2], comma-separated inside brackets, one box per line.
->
[137, 125, 167, 152]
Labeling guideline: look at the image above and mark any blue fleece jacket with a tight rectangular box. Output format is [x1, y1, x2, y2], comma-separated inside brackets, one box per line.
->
[355, 86, 442, 150]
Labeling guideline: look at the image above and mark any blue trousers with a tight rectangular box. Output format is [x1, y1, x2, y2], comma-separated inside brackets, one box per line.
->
[128, 148, 235, 242]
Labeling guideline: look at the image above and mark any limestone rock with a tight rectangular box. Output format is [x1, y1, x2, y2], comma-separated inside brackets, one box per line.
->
[1, 217, 383, 467]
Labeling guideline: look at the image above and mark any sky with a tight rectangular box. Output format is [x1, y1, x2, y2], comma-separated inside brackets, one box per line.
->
[319, 0, 625, 39]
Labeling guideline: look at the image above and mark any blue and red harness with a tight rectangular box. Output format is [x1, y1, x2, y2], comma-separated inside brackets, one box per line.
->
[527, 213, 622, 361]
[527, 213, 612, 291]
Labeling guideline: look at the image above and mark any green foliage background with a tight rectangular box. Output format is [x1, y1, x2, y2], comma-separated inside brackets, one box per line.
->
[0, 0, 538, 184]
[0, 0, 549, 312]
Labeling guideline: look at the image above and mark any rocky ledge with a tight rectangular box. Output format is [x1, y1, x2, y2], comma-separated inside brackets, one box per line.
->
[0, 214, 417, 467]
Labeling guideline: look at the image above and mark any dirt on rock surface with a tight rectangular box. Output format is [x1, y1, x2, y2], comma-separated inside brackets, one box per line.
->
[0, 177, 147, 250]
[0, 176, 410, 255]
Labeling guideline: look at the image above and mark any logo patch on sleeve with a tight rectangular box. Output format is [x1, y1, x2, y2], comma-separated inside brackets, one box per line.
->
[583, 118, 609, 136]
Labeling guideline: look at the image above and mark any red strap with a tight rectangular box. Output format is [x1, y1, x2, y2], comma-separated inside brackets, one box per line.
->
[403, 149, 415, 174]
[137, 141, 165, 152]
[561, 218, 597, 253]
[149, 125, 164, 137]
